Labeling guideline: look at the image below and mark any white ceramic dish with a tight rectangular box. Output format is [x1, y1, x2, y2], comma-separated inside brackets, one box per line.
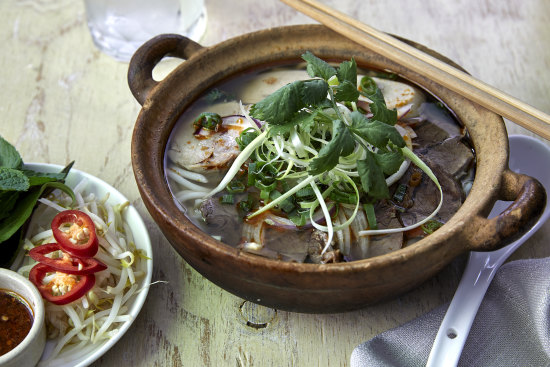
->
[10, 163, 153, 367]
[0, 268, 46, 367]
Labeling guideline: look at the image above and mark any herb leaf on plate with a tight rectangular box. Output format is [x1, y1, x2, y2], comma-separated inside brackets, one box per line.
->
[0, 135, 23, 169]
[0, 136, 75, 266]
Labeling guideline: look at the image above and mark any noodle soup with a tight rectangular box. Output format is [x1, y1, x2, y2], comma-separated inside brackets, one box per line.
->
[165, 54, 475, 263]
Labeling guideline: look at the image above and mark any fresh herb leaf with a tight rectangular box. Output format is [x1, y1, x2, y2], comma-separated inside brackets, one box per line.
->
[333, 80, 360, 102]
[302, 51, 337, 80]
[268, 109, 325, 138]
[0, 167, 30, 191]
[357, 151, 390, 199]
[0, 136, 23, 169]
[359, 76, 397, 125]
[23, 170, 66, 188]
[370, 98, 398, 125]
[350, 111, 405, 149]
[375, 150, 405, 175]
[308, 120, 355, 175]
[337, 58, 357, 86]
[250, 79, 328, 124]
[0, 191, 19, 220]
[0, 181, 75, 243]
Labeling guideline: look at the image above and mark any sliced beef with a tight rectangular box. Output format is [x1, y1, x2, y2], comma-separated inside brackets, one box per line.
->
[415, 136, 474, 179]
[368, 200, 404, 257]
[199, 197, 243, 246]
[260, 225, 312, 263]
[396, 155, 464, 227]
[413, 103, 463, 145]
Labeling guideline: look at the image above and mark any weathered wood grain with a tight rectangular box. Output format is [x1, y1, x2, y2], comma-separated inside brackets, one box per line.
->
[1, 0, 549, 366]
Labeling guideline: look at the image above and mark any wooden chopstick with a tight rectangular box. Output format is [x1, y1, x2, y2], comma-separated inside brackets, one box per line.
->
[281, 0, 550, 141]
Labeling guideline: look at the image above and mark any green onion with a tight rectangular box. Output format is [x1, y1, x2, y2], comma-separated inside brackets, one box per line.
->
[205, 130, 268, 199]
[254, 180, 277, 192]
[238, 195, 255, 215]
[247, 162, 258, 186]
[393, 184, 407, 203]
[248, 175, 318, 219]
[359, 76, 378, 96]
[220, 194, 234, 204]
[279, 197, 296, 213]
[364, 203, 378, 230]
[193, 112, 223, 131]
[296, 186, 315, 199]
[328, 189, 358, 205]
[269, 190, 282, 201]
[289, 209, 307, 226]
[226, 180, 246, 193]
[260, 190, 271, 201]
[421, 220, 443, 234]
[236, 128, 260, 150]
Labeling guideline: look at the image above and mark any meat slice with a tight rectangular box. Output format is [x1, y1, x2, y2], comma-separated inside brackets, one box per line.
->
[396, 156, 464, 227]
[415, 136, 475, 179]
[199, 197, 243, 246]
[168, 115, 253, 172]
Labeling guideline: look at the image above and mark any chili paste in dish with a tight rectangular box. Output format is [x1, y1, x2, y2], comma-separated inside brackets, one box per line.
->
[0, 289, 33, 356]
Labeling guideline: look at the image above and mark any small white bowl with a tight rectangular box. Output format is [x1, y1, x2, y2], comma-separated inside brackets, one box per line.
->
[0, 268, 46, 367]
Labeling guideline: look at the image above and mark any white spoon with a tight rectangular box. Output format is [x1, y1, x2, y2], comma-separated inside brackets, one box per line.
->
[426, 134, 550, 367]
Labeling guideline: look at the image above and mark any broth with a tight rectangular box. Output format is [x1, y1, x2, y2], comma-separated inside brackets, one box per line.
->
[165, 61, 475, 263]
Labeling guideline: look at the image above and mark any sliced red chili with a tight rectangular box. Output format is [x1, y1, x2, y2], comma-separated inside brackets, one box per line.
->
[51, 210, 99, 258]
[29, 263, 95, 305]
[29, 243, 107, 275]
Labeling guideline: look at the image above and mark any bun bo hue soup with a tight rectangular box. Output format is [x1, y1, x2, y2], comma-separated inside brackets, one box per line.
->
[165, 52, 475, 264]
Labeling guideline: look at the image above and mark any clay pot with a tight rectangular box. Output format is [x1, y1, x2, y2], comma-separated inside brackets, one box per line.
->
[128, 25, 545, 313]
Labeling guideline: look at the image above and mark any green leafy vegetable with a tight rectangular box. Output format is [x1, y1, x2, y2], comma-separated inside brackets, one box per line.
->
[202, 52, 442, 253]
[350, 112, 405, 149]
[193, 112, 223, 131]
[250, 79, 328, 124]
[0, 136, 23, 169]
[308, 119, 355, 175]
[302, 51, 337, 80]
[359, 76, 397, 125]
[0, 136, 75, 265]
[357, 151, 390, 200]
[0, 168, 29, 191]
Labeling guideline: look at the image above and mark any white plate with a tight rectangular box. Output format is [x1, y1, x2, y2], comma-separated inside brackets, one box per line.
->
[11, 163, 153, 367]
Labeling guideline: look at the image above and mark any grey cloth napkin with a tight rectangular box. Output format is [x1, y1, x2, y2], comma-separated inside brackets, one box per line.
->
[351, 257, 550, 367]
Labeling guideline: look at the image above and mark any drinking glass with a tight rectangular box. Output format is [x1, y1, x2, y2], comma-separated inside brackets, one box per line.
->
[85, 0, 206, 62]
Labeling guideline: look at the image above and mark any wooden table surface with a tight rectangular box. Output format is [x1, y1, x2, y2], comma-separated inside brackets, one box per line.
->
[2, 0, 549, 366]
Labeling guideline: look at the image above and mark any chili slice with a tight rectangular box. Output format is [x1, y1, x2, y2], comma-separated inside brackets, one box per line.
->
[29, 263, 95, 305]
[51, 210, 99, 258]
[29, 243, 107, 275]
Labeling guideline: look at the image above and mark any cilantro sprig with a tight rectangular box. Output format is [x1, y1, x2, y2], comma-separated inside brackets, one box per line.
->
[249, 51, 405, 200]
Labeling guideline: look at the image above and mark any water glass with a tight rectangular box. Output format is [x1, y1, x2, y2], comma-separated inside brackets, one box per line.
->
[85, 0, 206, 62]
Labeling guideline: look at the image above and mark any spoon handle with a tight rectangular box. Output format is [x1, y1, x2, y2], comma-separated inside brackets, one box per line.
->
[426, 135, 550, 367]
[425, 250, 504, 367]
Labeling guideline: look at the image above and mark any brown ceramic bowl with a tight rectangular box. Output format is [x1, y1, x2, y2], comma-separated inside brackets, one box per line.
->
[128, 25, 546, 313]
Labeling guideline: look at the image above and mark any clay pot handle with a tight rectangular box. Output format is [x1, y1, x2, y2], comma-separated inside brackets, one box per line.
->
[466, 170, 546, 251]
[127, 34, 204, 105]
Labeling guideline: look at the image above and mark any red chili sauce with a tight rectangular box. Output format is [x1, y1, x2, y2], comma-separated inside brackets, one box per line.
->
[0, 289, 33, 356]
